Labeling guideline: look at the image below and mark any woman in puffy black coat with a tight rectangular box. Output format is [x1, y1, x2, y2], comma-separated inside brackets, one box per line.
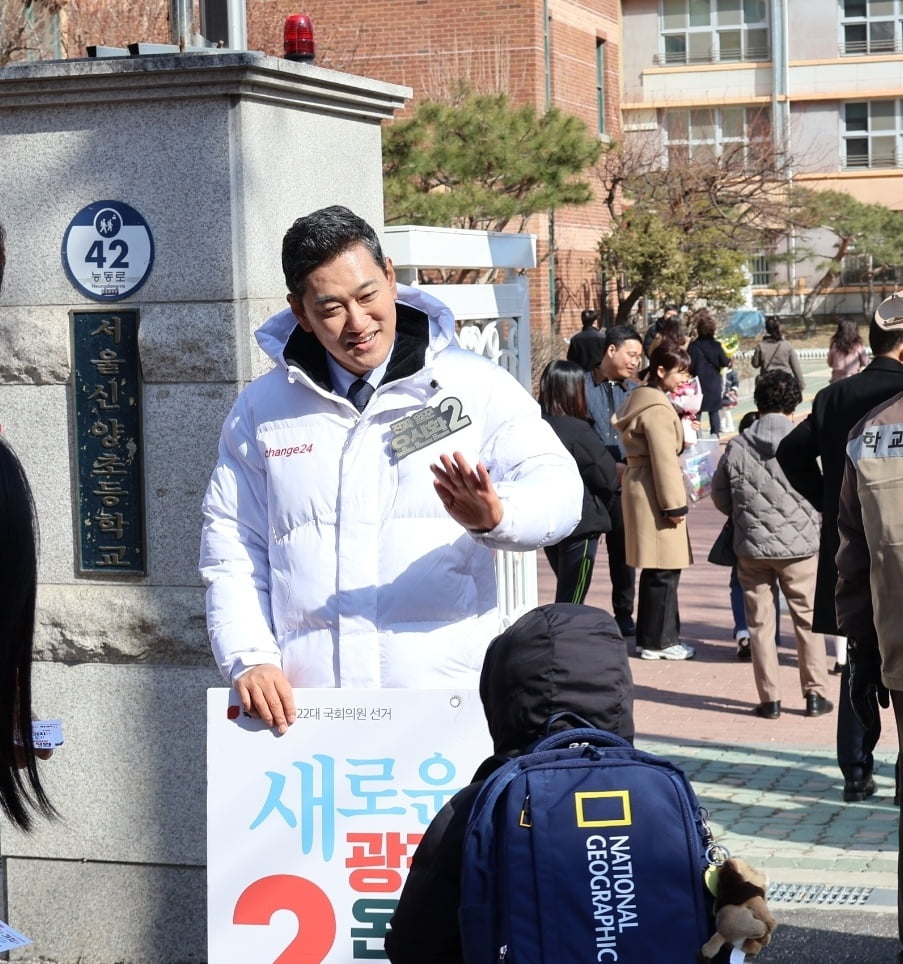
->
[538, 359, 619, 603]
[688, 309, 732, 438]
[384, 603, 635, 963]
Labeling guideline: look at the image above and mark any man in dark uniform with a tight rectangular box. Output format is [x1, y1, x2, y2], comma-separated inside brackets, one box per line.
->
[777, 315, 903, 802]
[566, 308, 606, 372]
[836, 292, 903, 964]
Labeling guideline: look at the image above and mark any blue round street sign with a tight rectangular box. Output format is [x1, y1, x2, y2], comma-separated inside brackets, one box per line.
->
[62, 200, 155, 301]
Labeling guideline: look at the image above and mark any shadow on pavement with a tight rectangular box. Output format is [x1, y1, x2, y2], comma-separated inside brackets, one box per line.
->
[633, 681, 758, 717]
[635, 736, 899, 856]
[755, 908, 899, 962]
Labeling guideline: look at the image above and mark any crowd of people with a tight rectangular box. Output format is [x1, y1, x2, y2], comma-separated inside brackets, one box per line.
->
[7, 200, 903, 960]
[560, 305, 896, 741]
[552, 298, 903, 963]
[195, 231, 885, 720]
[386, 295, 903, 962]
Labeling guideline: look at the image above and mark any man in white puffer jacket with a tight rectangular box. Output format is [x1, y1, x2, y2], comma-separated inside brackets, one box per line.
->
[199, 206, 582, 732]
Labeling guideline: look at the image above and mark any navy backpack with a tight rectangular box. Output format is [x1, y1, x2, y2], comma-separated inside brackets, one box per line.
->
[459, 720, 718, 962]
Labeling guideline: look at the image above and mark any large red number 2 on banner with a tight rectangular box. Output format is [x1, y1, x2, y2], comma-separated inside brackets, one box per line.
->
[233, 875, 337, 963]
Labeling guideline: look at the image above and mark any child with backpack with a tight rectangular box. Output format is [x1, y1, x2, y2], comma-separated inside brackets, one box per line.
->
[385, 602, 763, 963]
[384, 603, 634, 963]
[386, 602, 774, 963]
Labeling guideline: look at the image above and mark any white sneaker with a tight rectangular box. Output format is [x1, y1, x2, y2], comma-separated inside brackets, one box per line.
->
[735, 630, 750, 643]
[639, 642, 696, 661]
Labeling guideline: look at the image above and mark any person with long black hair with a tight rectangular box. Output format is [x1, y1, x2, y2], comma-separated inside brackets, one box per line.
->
[827, 318, 868, 382]
[0, 222, 56, 831]
[538, 359, 618, 604]
[687, 309, 731, 438]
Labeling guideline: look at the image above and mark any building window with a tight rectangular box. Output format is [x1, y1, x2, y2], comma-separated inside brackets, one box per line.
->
[664, 106, 771, 165]
[841, 253, 871, 285]
[841, 253, 903, 285]
[843, 100, 902, 168]
[659, 0, 769, 65]
[596, 40, 606, 136]
[841, 0, 903, 55]
[749, 254, 772, 287]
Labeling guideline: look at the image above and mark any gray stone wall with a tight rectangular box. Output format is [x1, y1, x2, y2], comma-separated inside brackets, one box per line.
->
[0, 51, 409, 963]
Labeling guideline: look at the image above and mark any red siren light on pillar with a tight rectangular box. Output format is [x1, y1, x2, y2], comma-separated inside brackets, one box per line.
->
[284, 14, 315, 62]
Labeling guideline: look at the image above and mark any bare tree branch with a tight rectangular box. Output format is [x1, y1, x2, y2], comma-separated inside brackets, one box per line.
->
[593, 126, 821, 323]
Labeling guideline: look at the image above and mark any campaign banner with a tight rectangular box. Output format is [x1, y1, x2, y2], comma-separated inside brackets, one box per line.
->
[207, 688, 490, 963]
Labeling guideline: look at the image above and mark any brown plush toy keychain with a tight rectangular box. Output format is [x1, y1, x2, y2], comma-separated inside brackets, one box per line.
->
[699, 857, 778, 963]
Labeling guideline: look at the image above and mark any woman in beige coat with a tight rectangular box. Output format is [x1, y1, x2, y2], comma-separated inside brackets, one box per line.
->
[614, 343, 695, 660]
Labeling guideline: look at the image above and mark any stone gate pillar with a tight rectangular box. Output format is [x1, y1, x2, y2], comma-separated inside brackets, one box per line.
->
[0, 51, 408, 963]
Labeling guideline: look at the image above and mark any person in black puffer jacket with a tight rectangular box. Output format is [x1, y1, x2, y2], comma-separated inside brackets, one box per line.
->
[384, 603, 634, 963]
[688, 309, 732, 438]
[538, 359, 619, 603]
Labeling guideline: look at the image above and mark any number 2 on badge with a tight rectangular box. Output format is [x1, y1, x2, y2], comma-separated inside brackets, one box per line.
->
[233, 874, 336, 963]
[439, 396, 471, 432]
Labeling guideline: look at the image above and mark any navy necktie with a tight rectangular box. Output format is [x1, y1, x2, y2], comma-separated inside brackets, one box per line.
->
[347, 378, 375, 412]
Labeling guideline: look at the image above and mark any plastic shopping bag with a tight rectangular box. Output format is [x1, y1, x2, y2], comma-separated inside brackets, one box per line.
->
[680, 438, 720, 504]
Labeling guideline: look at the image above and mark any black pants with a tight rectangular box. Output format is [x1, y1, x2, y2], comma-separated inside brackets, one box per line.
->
[837, 661, 881, 783]
[604, 496, 636, 621]
[544, 535, 599, 604]
[636, 568, 681, 651]
[891, 690, 903, 949]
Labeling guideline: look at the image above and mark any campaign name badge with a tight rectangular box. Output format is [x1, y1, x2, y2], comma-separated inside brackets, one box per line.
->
[32, 719, 64, 750]
[389, 397, 472, 460]
[0, 920, 32, 951]
[62, 200, 154, 301]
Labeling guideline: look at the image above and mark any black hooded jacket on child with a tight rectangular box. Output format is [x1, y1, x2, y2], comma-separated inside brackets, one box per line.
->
[384, 603, 634, 963]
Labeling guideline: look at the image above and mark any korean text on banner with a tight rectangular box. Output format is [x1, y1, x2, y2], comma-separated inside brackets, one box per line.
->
[207, 688, 489, 963]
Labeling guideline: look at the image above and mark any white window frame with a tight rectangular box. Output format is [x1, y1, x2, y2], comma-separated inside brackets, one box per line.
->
[749, 253, 772, 288]
[842, 99, 903, 169]
[840, 0, 903, 55]
[596, 39, 607, 137]
[664, 105, 772, 165]
[841, 253, 903, 286]
[659, 0, 770, 65]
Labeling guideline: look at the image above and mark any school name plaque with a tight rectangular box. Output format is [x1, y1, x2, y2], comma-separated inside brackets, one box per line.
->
[71, 309, 146, 574]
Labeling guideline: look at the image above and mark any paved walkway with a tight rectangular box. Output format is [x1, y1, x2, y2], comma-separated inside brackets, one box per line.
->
[536, 350, 901, 920]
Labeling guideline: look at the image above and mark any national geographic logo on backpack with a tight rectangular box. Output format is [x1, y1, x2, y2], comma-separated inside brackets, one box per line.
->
[583, 792, 639, 958]
[575, 789, 632, 827]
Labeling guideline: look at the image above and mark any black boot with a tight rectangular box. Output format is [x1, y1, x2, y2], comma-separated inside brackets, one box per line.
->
[805, 693, 834, 717]
[754, 701, 781, 720]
